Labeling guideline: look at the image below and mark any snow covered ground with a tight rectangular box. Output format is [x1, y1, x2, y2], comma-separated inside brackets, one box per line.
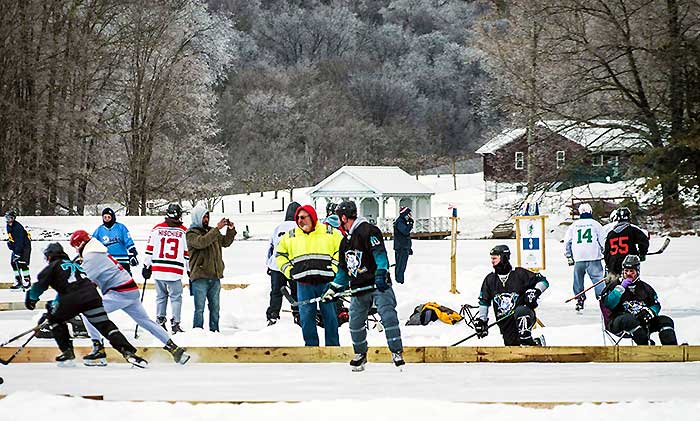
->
[1, 174, 699, 418]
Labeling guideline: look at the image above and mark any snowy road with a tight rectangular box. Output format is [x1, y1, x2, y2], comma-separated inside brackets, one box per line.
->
[1, 362, 699, 402]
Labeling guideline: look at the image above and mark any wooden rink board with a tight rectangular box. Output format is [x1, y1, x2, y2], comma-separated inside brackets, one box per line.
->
[0, 282, 249, 291]
[1, 345, 698, 363]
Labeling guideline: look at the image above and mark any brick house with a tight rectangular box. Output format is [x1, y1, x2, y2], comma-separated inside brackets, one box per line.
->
[475, 121, 649, 201]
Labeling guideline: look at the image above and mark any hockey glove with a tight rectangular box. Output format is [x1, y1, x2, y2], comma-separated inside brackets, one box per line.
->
[142, 266, 152, 280]
[25, 291, 37, 310]
[639, 255, 646, 262]
[374, 269, 389, 292]
[636, 307, 655, 325]
[621, 278, 634, 288]
[128, 247, 138, 266]
[321, 282, 344, 302]
[525, 288, 541, 309]
[474, 318, 489, 338]
[566, 256, 575, 266]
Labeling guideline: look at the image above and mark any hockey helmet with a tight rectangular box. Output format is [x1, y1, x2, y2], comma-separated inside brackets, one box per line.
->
[622, 254, 641, 272]
[609, 209, 618, 223]
[166, 203, 183, 220]
[615, 207, 631, 222]
[69, 230, 91, 249]
[335, 201, 357, 219]
[578, 203, 592, 215]
[325, 202, 338, 217]
[43, 243, 66, 261]
[490, 244, 511, 263]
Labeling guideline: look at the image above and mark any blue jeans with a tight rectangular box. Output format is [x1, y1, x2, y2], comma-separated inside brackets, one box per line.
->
[155, 280, 183, 323]
[297, 282, 339, 346]
[192, 279, 221, 331]
[573, 260, 605, 300]
[349, 288, 403, 354]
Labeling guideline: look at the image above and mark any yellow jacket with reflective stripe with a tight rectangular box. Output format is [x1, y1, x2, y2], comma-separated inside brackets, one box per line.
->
[275, 223, 343, 284]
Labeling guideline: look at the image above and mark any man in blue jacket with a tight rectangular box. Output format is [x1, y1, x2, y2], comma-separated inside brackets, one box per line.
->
[5, 211, 32, 290]
[93, 207, 139, 274]
[393, 207, 413, 284]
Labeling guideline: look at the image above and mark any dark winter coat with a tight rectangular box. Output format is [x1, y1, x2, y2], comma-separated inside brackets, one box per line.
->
[604, 222, 649, 274]
[6, 220, 31, 261]
[393, 209, 413, 251]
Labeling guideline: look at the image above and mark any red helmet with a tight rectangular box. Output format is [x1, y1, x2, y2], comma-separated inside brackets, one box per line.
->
[69, 230, 91, 249]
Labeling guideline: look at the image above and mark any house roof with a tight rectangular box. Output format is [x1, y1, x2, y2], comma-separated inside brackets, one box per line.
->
[308, 166, 434, 197]
[475, 120, 651, 154]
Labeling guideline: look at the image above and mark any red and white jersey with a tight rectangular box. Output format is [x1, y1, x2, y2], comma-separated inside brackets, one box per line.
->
[144, 222, 189, 281]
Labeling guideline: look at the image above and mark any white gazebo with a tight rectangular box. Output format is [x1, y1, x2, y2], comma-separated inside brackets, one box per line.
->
[308, 166, 434, 230]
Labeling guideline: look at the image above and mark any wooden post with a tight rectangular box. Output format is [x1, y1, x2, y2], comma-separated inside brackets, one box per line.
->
[449, 208, 459, 294]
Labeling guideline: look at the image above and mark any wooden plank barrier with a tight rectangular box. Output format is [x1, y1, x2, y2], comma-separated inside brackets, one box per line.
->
[0, 282, 249, 291]
[0, 345, 697, 363]
[0, 301, 51, 312]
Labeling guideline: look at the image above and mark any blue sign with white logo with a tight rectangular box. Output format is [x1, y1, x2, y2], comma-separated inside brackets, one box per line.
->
[522, 237, 540, 250]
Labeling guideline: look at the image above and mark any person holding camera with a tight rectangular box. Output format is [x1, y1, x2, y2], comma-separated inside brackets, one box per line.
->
[393, 207, 413, 284]
[186, 205, 236, 332]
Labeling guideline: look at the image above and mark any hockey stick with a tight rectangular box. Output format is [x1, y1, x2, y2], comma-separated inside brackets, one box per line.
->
[134, 276, 148, 339]
[0, 329, 40, 365]
[647, 237, 671, 255]
[0, 320, 49, 347]
[291, 285, 377, 307]
[565, 279, 606, 303]
[450, 311, 514, 346]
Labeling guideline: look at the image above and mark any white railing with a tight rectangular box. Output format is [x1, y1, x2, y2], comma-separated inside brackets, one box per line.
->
[378, 217, 451, 233]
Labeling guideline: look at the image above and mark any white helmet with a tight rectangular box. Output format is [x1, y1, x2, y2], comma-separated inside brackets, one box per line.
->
[578, 203, 592, 215]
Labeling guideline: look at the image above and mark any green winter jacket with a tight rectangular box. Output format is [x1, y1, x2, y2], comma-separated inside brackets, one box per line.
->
[186, 207, 236, 280]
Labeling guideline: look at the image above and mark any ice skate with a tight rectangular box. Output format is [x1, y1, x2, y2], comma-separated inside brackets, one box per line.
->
[350, 353, 367, 372]
[83, 340, 107, 367]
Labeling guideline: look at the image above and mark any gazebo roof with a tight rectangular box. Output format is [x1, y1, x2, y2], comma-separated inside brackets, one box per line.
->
[308, 166, 433, 198]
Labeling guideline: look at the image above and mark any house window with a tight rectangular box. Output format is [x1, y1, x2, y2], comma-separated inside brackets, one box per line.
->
[556, 151, 565, 169]
[608, 156, 620, 177]
[592, 155, 604, 167]
[515, 152, 524, 170]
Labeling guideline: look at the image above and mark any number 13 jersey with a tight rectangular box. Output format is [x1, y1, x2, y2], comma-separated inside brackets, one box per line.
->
[144, 222, 190, 281]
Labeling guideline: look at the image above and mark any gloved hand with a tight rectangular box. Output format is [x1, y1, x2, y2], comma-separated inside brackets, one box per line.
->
[566, 256, 575, 266]
[142, 266, 152, 280]
[37, 312, 49, 325]
[374, 269, 389, 292]
[321, 282, 344, 302]
[621, 278, 634, 288]
[25, 291, 38, 310]
[636, 307, 655, 324]
[128, 247, 138, 266]
[474, 318, 489, 338]
[525, 288, 541, 309]
[639, 255, 646, 262]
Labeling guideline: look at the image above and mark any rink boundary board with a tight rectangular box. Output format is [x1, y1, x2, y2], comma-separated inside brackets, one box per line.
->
[1, 345, 698, 363]
[0, 395, 667, 407]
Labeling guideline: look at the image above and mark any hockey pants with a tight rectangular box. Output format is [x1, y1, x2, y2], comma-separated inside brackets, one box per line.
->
[498, 305, 536, 346]
[609, 313, 678, 345]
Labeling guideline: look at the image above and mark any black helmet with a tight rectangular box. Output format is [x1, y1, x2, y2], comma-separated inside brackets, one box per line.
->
[335, 201, 357, 219]
[616, 207, 631, 222]
[490, 244, 511, 261]
[43, 243, 66, 261]
[622, 254, 641, 271]
[166, 203, 183, 220]
[325, 202, 338, 217]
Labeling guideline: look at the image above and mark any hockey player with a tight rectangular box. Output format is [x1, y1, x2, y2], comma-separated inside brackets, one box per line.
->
[93, 207, 139, 274]
[322, 201, 405, 371]
[563, 203, 606, 311]
[474, 245, 549, 346]
[5, 211, 32, 290]
[25, 243, 147, 367]
[601, 254, 677, 345]
[604, 207, 649, 277]
[265, 201, 301, 325]
[69, 230, 190, 366]
[142, 204, 188, 334]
